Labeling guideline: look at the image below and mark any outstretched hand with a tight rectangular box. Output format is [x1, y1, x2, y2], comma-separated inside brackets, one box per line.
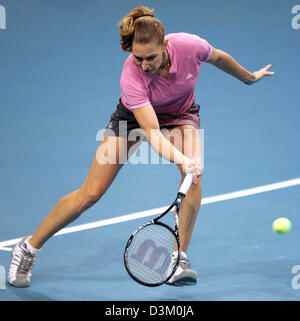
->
[253, 64, 275, 83]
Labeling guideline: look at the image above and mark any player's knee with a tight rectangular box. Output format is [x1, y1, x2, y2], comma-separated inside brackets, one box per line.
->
[85, 192, 102, 208]
[195, 173, 202, 184]
[78, 190, 103, 211]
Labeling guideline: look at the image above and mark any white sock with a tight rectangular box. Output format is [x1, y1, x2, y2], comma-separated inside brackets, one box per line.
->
[172, 250, 187, 259]
[25, 239, 39, 256]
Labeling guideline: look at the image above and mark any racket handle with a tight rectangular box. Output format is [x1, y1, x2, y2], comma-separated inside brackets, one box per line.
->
[178, 173, 193, 195]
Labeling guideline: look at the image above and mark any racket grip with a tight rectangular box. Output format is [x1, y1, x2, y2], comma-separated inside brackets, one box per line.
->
[178, 173, 193, 195]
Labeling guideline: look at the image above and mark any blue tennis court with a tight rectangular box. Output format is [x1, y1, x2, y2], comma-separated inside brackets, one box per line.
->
[0, 0, 300, 301]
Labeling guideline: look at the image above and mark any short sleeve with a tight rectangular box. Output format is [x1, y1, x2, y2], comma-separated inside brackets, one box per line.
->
[120, 57, 150, 110]
[188, 34, 212, 62]
[198, 41, 212, 62]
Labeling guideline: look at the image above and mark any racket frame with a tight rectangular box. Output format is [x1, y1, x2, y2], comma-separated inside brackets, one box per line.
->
[124, 193, 186, 287]
[124, 174, 193, 287]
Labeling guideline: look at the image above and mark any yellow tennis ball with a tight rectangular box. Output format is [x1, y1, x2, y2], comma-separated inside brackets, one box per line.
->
[272, 218, 291, 234]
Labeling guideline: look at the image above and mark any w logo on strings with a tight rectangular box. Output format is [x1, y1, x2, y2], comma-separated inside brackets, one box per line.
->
[131, 239, 171, 275]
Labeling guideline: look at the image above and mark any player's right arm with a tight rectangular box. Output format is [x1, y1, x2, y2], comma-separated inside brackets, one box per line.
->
[132, 104, 202, 176]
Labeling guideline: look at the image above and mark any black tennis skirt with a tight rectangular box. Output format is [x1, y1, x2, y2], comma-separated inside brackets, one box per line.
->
[104, 98, 200, 137]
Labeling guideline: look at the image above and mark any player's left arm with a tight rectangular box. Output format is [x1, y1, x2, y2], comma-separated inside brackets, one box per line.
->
[207, 46, 275, 84]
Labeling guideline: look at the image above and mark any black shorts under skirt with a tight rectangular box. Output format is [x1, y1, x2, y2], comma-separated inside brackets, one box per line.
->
[104, 99, 200, 137]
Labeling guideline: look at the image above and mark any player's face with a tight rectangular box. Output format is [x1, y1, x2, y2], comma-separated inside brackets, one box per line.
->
[132, 40, 167, 74]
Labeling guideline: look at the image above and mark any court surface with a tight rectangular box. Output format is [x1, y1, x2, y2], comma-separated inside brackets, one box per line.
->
[0, 0, 300, 301]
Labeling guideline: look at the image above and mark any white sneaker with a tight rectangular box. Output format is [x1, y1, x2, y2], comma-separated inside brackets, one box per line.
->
[166, 251, 197, 286]
[8, 237, 37, 287]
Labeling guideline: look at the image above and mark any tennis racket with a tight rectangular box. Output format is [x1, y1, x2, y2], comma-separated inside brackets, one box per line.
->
[124, 174, 193, 287]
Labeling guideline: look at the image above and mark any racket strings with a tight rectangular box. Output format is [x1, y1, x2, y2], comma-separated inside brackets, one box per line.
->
[125, 224, 176, 285]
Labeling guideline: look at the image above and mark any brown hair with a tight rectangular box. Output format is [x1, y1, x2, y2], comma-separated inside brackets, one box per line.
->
[118, 6, 165, 52]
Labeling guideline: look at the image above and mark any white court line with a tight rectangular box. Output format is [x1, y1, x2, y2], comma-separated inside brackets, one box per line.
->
[0, 247, 12, 252]
[0, 177, 300, 250]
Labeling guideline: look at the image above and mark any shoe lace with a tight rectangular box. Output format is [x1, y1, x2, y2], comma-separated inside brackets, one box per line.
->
[14, 245, 36, 274]
[179, 257, 191, 269]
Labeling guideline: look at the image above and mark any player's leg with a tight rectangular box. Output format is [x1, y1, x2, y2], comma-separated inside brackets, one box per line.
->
[163, 124, 203, 252]
[28, 135, 141, 249]
[8, 135, 141, 287]
[175, 126, 203, 252]
[164, 124, 203, 286]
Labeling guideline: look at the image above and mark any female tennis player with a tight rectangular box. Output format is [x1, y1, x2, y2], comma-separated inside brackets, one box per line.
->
[8, 6, 274, 287]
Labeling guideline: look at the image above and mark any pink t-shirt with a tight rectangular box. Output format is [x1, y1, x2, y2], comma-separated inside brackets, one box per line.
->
[120, 32, 212, 114]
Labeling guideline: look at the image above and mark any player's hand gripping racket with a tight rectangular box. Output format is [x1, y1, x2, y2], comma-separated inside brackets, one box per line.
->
[124, 174, 193, 287]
